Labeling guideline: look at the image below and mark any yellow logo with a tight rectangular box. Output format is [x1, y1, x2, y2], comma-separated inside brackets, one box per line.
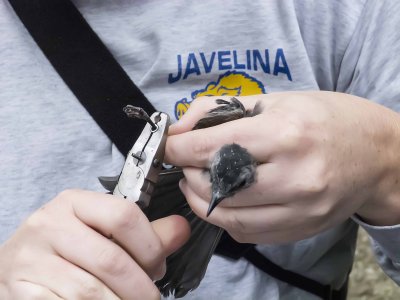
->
[174, 71, 265, 120]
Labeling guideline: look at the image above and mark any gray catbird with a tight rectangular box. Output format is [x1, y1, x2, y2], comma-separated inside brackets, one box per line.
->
[147, 97, 261, 297]
[194, 98, 260, 216]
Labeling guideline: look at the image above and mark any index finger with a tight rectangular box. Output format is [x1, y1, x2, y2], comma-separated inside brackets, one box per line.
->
[70, 190, 167, 274]
[165, 115, 273, 168]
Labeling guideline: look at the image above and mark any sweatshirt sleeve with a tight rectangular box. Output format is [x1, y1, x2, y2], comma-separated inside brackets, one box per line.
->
[336, 0, 400, 112]
[352, 215, 400, 284]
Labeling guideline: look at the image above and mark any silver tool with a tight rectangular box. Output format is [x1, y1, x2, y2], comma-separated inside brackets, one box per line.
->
[99, 106, 170, 209]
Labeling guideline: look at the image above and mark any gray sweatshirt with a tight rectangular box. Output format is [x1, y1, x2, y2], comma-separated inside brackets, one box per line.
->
[1, 0, 400, 299]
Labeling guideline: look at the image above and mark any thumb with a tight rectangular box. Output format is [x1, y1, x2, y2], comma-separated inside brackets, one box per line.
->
[168, 113, 197, 136]
[169, 97, 222, 136]
[151, 215, 191, 256]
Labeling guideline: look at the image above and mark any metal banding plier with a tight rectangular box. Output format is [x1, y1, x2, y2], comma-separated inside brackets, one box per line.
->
[98, 106, 170, 209]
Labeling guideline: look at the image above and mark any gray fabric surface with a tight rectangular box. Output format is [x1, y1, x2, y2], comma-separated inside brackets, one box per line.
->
[1, 0, 400, 299]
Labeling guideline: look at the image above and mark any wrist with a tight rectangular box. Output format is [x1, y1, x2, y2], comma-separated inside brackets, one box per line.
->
[356, 105, 400, 226]
[357, 195, 400, 226]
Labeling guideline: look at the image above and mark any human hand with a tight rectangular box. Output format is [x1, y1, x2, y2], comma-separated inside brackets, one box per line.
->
[166, 92, 400, 244]
[0, 189, 190, 299]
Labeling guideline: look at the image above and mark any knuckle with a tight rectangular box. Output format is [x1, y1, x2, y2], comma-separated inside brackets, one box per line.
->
[229, 129, 245, 145]
[228, 231, 250, 244]
[151, 261, 167, 281]
[133, 278, 161, 300]
[24, 194, 77, 235]
[110, 204, 143, 231]
[141, 241, 165, 274]
[24, 207, 58, 236]
[28, 287, 51, 300]
[53, 189, 84, 209]
[191, 96, 214, 108]
[224, 211, 247, 235]
[144, 245, 165, 278]
[56, 189, 80, 202]
[184, 97, 209, 117]
[13, 246, 33, 270]
[191, 135, 213, 163]
[311, 201, 333, 220]
[149, 240, 164, 261]
[147, 286, 161, 300]
[96, 246, 130, 276]
[297, 179, 327, 197]
[198, 182, 212, 201]
[167, 139, 179, 160]
[296, 169, 328, 197]
[24, 212, 47, 233]
[76, 278, 105, 299]
[277, 119, 306, 150]
[189, 97, 204, 108]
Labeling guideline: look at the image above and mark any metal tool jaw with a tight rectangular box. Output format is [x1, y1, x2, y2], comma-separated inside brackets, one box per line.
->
[99, 111, 170, 209]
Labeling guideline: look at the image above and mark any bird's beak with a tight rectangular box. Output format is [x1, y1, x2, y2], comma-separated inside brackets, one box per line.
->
[207, 194, 223, 217]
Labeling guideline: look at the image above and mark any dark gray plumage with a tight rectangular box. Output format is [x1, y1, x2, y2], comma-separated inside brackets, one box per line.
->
[193, 97, 260, 216]
[151, 97, 260, 297]
[193, 97, 262, 130]
[207, 143, 257, 216]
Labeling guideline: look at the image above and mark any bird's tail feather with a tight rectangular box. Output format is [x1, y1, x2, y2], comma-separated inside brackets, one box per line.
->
[144, 168, 223, 298]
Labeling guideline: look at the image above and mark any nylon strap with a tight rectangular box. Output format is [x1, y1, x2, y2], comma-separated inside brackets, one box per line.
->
[8, 0, 155, 156]
[215, 232, 348, 300]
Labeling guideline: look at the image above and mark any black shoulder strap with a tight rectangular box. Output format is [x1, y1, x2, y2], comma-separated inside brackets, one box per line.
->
[215, 232, 348, 300]
[8, 0, 155, 156]
[9, 1, 348, 299]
